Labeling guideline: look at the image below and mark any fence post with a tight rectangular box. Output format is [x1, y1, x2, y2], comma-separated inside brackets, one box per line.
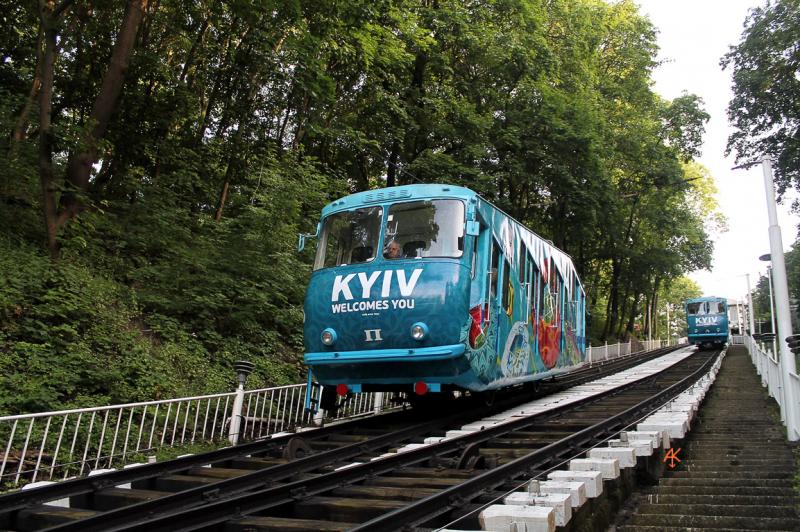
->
[373, 392, 384, 415]
[313, 386, 326, 426]
[228, 361, 254, 445]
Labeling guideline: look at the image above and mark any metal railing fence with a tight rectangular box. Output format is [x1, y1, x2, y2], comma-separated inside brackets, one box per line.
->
[0, 384, 397, 490]
[739, 334, 800, 440]
[0, 338, 678, 490]
[586, 338, 678, 365]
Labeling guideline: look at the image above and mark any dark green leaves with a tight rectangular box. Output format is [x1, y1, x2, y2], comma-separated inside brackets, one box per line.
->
[723, 0, 800, 195]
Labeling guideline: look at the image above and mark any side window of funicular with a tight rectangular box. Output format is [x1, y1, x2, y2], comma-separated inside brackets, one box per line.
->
[383, 200, 465, 259]
[313, 206, 383, 270]
[502, 257, 511, 314]
[528, 253, 538, 323]
[489, 239, 500, 303]
[687, 302, 702, 315]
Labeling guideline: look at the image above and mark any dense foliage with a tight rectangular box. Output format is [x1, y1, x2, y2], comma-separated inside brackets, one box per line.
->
[749, 241, 800, 336]
[0, 0, 720, 414]
[723, 0, 800, 197]
[725, 0, 800, 342]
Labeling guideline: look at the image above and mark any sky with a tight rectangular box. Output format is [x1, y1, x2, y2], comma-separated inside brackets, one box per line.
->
[636, 0, 798, 304]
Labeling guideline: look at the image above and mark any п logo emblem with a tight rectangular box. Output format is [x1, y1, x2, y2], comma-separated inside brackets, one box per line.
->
[364, 329, 383, 342]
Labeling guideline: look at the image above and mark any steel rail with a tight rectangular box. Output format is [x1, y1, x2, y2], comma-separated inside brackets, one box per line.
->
[83, 348, 700, 531]
[0, 406, 419, 515]
[36, 376, 592, 532]
[38, 416, 458, 532]
[0, 345, 680, 531]
[353, 350, 720, 531]
[1, 344, 675, 515]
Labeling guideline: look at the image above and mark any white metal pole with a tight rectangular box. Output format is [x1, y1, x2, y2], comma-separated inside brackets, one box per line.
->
[228, 384, 244, 445]
[761, 157, 799, 441]
[768, 266, 777, 354]
[737, 300, 744, 335]
[313, 386, 326, 426]
[373, 392, 384, 415]
[746, 274, 755, 335]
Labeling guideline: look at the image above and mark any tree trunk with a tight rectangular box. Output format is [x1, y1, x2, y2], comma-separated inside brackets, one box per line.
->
[214, 178, 230, 222]
[386, 139, 400, 187]
[214, 117, 248, 221]
[196, 25, 235, 142]
[60, 0, 148, 224]
[603, 257, 622, 340]
[651, 277, 661, 338]
[616, 284, 631, 339]
[38, 2, 60, 258]
[11, 29, 43, 146]
[625, 294, 640, 339]
[354, 153, 369, 192]
[291, 93, 310, 151]
[179, 1, 217, 85]
[403, 50, 428, 162]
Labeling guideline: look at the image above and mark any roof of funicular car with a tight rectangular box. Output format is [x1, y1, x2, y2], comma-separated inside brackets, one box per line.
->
[686, 296, 727, 303]
[321, 184, 477, 217]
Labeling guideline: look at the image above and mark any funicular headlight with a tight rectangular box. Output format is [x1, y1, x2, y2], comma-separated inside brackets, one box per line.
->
[411, 322, 429, 341]
[321, 328, 337, 346]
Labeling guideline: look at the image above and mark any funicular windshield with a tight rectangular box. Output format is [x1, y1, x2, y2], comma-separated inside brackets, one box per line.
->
[314, 207, 383, 269]
[687, 300, 725, 316]
[383, 200, 464, 259]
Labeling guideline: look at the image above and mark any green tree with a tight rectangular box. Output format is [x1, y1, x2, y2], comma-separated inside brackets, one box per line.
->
[723, 0, 800, 196]
[0, 0, 725, 412]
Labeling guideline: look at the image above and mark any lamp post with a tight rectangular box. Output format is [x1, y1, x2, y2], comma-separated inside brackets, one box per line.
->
[758, 158, 798, 440]
[229, 360, 255, 445]
[735, 299, 743, 336]
[746, 273, 755, 335]
[759, 256, 778, 355]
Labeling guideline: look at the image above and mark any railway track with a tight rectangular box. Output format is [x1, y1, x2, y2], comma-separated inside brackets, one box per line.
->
[0, 345, 712, 531]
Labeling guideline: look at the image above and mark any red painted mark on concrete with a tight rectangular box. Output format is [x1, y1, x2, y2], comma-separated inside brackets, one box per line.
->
[663, 447, 682, 469]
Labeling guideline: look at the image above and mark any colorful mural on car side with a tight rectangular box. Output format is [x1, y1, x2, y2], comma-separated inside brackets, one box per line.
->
[464, 202, 586, 385]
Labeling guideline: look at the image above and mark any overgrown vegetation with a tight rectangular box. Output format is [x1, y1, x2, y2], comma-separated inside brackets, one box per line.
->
[723, 0, 800, 197]
[1, 0, 725, 414]
[726, 0, 800, 372]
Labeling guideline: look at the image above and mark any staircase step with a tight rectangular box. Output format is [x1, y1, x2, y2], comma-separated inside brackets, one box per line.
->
[646, 485, 796, 497]
[628, 513, 799, 530]
[658, 477, 793, 488]
[636, 502, 798, 518]
[612, 347, 800, 532]
[638, 493, 798, 506]
[664, 464, 791, 473]
[665, 470, 794, 479]
[619, 525, 794, 532]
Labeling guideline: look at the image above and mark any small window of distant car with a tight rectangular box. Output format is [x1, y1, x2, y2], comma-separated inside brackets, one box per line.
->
[314, 207, 383, 270]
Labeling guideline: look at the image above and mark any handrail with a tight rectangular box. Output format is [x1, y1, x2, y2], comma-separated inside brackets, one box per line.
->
[0, 384, 398, 490]
[0, 338, 673, 491]
[736, 333, 800, 441]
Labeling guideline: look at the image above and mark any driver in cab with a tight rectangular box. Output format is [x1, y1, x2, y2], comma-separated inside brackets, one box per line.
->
[384, 240, 404, 259]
